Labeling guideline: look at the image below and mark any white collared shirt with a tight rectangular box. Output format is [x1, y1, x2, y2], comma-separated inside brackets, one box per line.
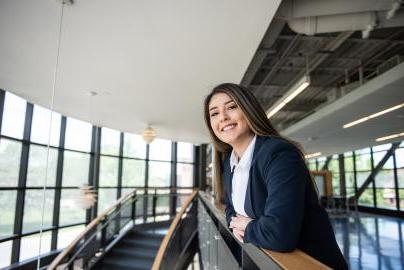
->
[230, 135, 256, 217]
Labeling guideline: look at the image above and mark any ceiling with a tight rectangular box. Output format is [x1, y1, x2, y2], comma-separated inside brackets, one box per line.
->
[1, 0, 403, 156]
[0, 0, 281, 144]
[242, 0, 404, 155]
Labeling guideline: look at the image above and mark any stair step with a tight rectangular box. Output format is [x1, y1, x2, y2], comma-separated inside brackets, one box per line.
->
[130, 230, 166, 240]
[120, 238, 162, 249]
[111, 246, 157, 259]
[102, 256, 153, 270]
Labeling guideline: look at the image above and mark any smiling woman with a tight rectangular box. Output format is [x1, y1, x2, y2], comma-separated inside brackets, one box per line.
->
[203, 83, 348, 270]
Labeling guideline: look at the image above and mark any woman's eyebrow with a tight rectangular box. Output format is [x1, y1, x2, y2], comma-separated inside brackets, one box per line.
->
[209, 100, 234, 111]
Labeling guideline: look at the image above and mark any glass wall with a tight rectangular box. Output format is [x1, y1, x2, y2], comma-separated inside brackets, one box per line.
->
[0, 89, 196, 267]
[308, 141, 404, 212]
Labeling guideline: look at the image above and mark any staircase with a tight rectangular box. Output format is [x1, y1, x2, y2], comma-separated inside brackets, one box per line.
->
[98, 223, 169, 270]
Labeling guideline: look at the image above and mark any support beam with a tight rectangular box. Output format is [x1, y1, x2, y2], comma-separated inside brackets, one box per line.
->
[11, 103, 33, 263]
[321, 156, 332, 171]
[51, 116, 66, 250]
[355, 143, 400, 199]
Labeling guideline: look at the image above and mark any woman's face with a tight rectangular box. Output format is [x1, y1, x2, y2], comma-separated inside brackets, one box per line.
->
[208, 92, 252, 146]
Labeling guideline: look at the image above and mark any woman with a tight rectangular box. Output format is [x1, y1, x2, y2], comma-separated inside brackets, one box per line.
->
[204, 83, 347, 270]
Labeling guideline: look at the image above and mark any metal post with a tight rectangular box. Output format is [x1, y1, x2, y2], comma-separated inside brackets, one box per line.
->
[11, 103, 33, 263]
[143, 144, 150, 222]
[51, 116, 66, 250]
[0, 89, 5, 132]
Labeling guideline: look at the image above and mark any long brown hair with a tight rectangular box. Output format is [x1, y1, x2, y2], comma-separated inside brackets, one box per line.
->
[204, 83, 307, 203]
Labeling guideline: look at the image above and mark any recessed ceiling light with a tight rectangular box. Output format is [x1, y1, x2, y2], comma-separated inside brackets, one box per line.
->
[305, 152, 322, 159]
[343, 102, 404, 128]
[267, 75, 310, 118]
[375, 132, 404, 142]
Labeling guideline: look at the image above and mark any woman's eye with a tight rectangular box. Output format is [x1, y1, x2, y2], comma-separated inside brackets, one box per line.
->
[228, 105, 237, 110]
[210, 112, 218, 117]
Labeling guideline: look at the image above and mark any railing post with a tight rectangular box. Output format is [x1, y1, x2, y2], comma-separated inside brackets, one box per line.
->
[101, 217, 108, 247]
[67, 254, 74, 270]
[143, 193, 148, 222]
[131, 197, 137, 221]
[153, 189, 157, 221]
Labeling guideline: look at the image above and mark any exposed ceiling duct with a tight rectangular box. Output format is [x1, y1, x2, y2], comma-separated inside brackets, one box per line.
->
[278, 0, 404, 37]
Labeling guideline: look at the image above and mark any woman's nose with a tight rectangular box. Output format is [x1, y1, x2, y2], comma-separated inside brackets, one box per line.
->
[219, 111, 229, 122]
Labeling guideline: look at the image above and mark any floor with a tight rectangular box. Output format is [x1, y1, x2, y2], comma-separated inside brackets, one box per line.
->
[331, 213, 404, 270]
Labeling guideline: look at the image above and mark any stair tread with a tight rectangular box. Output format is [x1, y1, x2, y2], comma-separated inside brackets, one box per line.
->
[111, 247, 157, 259]
[102, 256, 153, 269]
[121, 238, 162, 248]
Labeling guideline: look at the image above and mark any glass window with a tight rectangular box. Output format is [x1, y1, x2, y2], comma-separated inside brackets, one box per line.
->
[346, 187, 355, 197]
[344, 153, 354, 172]
[0, 191, 17, 238]
[62, 151, 90, 187]
[358, 188, 374, 206]
[399, 189, 404, 209]
[356, 171, 370, 187]
[122, 159, 145, 187]
[26, 145, 58, 186]
[355, 147, 371, 155]
[97, 188, 118, 213]
[375, 188, 397, 210]
[99, 156, 119, 187]
[177, 163, 194, 187]
[30, 105, 61, 146]
[372, 143, 392, 152]
[375, 170, 395, 188]
[101, 127, 120, 156]
[57, 225, 85, 249]
[177, 142, 194, 163]
[317, 157, 326, 170]
[123, 133, 146, 159]
[20, 231, 52, 261]
[397, 168, 404, 188]
[23, 190, 54, 233]
[307, 159, 316, 171]
[328, 155, 339, 172]
[59, 189, 86, 226]
[149, 161, 171, 187]
[373, 152, 394, 169]
[0, 241, 12, 268]
[345, 172, 355, 189]
[395, 148, 404, 168]
[65, 118, 92, 152]
[1, 92, 26, 139]
[149, 139, 171, 161]
[156, 192, 170, 215]
[0, 138, 22, 187]
[355, 153, 371, 171]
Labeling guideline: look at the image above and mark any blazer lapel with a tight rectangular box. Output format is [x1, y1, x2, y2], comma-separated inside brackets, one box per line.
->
[244, 135, 267, 219]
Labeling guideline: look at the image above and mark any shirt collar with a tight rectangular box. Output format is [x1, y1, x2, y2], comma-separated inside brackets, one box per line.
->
[229, 135, 257, 169]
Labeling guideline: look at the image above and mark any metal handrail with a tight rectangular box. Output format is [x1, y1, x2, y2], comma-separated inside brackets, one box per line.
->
[151, 189, 199, 270]
[198, 191, 331, 270]
[47, 189, 137, 270]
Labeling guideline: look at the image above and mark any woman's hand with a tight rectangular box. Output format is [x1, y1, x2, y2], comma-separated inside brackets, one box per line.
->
[230, 214, 253, 232]
[232, 228, 245, 243]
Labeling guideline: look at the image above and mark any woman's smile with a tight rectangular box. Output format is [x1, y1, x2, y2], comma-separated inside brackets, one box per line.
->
[221, 123, 237, 132]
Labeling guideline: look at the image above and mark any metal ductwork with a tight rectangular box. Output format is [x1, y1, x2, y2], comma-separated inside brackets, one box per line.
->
[278, 0, 404, 37]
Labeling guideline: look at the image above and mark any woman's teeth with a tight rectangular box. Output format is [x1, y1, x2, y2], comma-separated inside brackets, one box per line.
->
[223, 124, 236, 132]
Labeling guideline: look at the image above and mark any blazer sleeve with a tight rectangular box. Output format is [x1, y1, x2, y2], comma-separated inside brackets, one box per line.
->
[243, 147, 307, 252]
[224, 188, 236, 227]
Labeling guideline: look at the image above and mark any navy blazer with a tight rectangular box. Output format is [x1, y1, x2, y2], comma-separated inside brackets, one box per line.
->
[223, 136, 347, 270]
